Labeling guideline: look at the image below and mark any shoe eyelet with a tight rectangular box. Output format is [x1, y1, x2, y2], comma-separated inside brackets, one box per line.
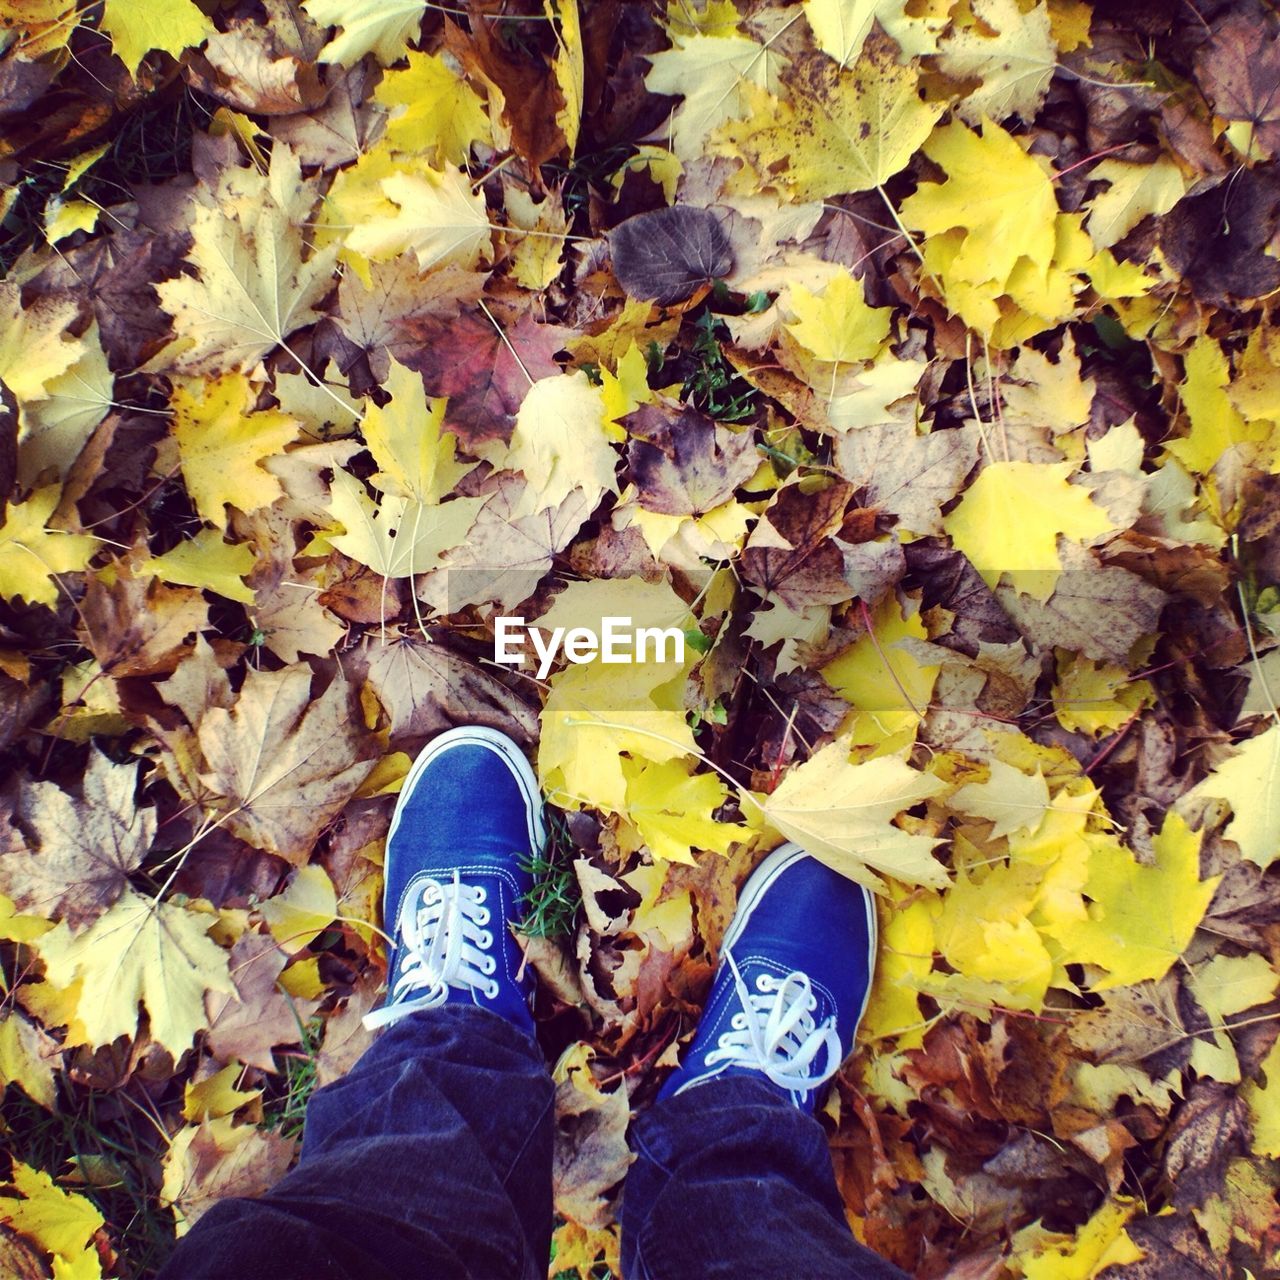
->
[478, 930, 493, 949]
[731, 1013, 746, 1029]
[473, 887, 487, 904]
[482, 955, 497, 975]
[474, 908, 490, 926]
[756, 975, 772, 992]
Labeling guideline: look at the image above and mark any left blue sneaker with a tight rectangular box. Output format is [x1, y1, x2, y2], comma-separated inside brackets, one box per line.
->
[363, 726, 545, 1035]
[658, 843, 877, 1111]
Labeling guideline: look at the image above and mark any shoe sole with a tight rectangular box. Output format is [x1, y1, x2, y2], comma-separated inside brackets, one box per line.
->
[388, 725, 547, 856]
[720, 842, 879, 1036]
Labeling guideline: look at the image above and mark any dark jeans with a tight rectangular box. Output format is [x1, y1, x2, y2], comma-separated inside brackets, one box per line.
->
[158, 1006, 908, 1279]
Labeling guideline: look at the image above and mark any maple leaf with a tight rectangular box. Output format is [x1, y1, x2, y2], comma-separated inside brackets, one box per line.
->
[619, 757, 751, 864]
[3, 749, 154, 928]
[360, 356, 473, 503]
[303, 0, 426, 65]
[162, 1116, 296, 1234]
[404, 307, 574, 448]
[186, 665, 378, 861]
[0, 1011, 59, 1108]
[326, 470, 488, 579]
[79, 570, 208, 678]
[99, 0, 214, 74]
[1050, 813, 1219, 990]
[140, 527, 257, 605]
[757, 739, 947, 890]
[1186, 724, 1280, 869]
[937, 0, 1056, 125]
[503, 372, 620, 518]
[740, 480, 905, 610]
[343, 160, 492, 275]
[644, 28, 786, 161]
[622, 401, 757, 516]
[785, 270, 893, 365]
[153, 146, 338, 376]
[374, 50, 490, 165]
[835, 421, 977, 537]
[0, 1161, 105, 1277]
[1085, 158, 1187, 251]
[34, 888, 235, 1057]
[172, 374, 298, 529]
[0, 486, 96, 607]
[942, 461, 1114, 598]
[718, 43, 945, 199]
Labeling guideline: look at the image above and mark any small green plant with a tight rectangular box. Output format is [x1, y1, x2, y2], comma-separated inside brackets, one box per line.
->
[682, 312, 758, 422]
[262, 1015, 323, 1141]
[519, 809, 581, 939]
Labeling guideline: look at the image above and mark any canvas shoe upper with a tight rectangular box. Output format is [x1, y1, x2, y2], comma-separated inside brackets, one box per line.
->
[364, 726, 544, 1035]
[658, 843, 877, 1111]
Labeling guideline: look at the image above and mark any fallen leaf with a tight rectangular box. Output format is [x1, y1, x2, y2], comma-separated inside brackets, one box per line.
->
[609, 207, 733, 305]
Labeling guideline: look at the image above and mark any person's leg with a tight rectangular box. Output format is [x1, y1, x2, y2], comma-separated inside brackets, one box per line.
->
[158, 1005, 553, 1280]
[157, 727, 555, 1280]
[620, 844, 911, 1280]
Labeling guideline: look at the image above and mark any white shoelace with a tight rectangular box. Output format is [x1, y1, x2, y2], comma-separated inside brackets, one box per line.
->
[702, 955, 843, 1096]
[364, 873, 499, 1031]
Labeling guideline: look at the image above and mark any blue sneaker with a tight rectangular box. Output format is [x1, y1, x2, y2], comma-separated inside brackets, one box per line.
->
[658, 844, 877, 1110]
[363, 726, 545, 1035]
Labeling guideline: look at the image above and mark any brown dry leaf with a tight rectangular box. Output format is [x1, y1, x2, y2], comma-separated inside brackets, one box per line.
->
[835, 422, 978, 537]
[1162, 1081, 1249, 1212]
[3, 748, 154, 928]
[162, 1117, 297, 1234]
[80, 569, 209, 678]
[188, 665, 378, 861]
[623, 401, 758, 516]
[205, 930, 320, 1071]
[740, 481, 904, 610]
[361, 632, 539, 747]
[553, 1043, 633, 1231]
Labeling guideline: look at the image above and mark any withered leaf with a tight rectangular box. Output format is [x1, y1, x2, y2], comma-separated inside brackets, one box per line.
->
[192, 665, 378, 862]
[835, 422, 978, 537]
[740, 482, 904, 610]
[3, 749, 154, 929]
[1163, 1081, 1249, 1212]
[609, 207, 734, 306]
[623, 401, 757, 516]
[1195, 12, 1280, 157]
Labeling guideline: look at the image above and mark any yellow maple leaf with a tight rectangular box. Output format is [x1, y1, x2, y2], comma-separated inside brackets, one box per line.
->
[785, 270, 893, 366]
[1016, 1197, 1143, 1280]
[1186, 723, 1280, 869]
[0, 1161, 103, 1277]
[0, 1011, 57, 1108]
[99, 0, 213, 74]
[304, 0, 426, 65]
[34, 888, 235, 1057]
[361, 357, 473, 504]
[504, 372, 620, 517]
[0, 487, 97, 607]
[758, 739, 947, 890]
[1243, 1035, 1280, 1158]
[139, 528, 257, 605]
[937, 0, 1056, 125]
[619, 757, 751, 864]
[1049, 812, 1219, 990]
[547, 0, 584, 154]
[153, 146, 337, 376]
[1053, 654, 1155, 736]
[326, 471, 488, 579]
[182, 1063, 261, 1122]
[0, 281, 82, 402]
[645, 29, 786, 161]
[718, 44, 944, 199]
[172, 374, 298, 529]
[949, 757, 1051, 839]
[903, 117, 1057, 297]
[822, 592, 939, 755]
[1085, 157, 1187, 250]
[942, 461, 1114, 597]
[343, 160, 492, 275]
[374, 51, 491, 165]
[539, 660, 696, 813]
[260, 864, 338, 953]
[860, 884, 936, 1047]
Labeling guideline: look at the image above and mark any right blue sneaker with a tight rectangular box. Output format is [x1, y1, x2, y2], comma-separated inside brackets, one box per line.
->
[658, 843, 877, 1111]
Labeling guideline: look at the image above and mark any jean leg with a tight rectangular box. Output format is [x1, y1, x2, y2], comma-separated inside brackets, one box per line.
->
[156, 1005, 554, 1280]
[620, 1076, 910, 1280]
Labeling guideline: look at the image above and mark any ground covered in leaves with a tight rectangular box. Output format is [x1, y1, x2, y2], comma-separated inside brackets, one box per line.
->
[1, 0, 1279, 1275]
